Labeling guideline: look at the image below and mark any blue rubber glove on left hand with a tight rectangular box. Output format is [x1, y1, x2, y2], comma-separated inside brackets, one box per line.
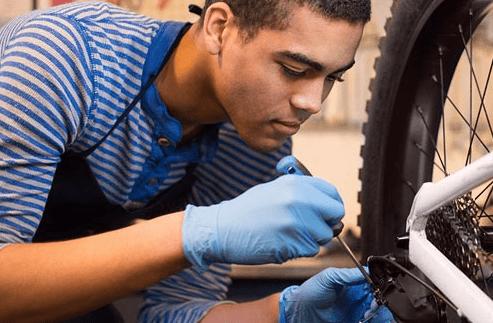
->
[279, 267, 395, 323]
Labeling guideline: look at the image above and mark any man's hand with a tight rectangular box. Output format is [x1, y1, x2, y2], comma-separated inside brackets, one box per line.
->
[181, 174, 344, 269]
[279, 267, 395, 323]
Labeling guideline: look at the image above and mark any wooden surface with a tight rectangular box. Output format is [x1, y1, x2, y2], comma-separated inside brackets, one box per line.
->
[231, 245, 360, 279]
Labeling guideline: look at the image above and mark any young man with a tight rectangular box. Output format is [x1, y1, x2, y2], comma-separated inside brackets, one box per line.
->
[0, 0, 391, 322]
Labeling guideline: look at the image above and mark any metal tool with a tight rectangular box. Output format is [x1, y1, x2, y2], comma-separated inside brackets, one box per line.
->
[282, 156, 381, 297]
[331, 223, 377, 292]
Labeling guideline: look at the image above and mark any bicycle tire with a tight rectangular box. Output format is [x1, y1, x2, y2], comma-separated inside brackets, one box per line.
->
[359, 0, 493, 260]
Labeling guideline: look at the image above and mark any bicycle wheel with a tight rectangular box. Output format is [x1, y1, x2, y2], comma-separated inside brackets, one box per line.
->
[360, 0, 492, 268]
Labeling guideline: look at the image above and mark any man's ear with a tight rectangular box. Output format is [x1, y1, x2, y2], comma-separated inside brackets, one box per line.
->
[202, 2, 235, 55]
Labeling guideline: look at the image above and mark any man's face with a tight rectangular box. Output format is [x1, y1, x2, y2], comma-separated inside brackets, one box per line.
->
[211, 5, 364, 152]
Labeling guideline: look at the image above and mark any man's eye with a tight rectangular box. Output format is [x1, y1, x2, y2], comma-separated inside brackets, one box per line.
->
[326, 74, 345, 82]
[281, 65, 306, 78]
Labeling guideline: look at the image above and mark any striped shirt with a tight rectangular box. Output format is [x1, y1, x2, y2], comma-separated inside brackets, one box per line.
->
[0, 2, 291, 322]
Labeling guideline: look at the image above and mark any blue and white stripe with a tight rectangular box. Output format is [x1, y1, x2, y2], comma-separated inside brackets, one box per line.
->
[0, 2, 291, 322]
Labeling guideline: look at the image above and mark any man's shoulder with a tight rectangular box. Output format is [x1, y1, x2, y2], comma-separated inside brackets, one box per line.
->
[49, 2, 163, 38]
[6, 2, 164, 51]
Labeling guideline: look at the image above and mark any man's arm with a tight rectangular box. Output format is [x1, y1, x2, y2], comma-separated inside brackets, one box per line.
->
[0, 11, 132, 321]
[0, 211, 188, 322]
[201, 293, 280, 323]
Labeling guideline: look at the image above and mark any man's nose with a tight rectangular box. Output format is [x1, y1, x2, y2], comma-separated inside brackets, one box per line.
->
[289, 84, 323, 115]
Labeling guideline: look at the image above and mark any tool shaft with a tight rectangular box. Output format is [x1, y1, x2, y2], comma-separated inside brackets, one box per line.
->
[336, 236, 374, 285]
[281, 156, 376, 287]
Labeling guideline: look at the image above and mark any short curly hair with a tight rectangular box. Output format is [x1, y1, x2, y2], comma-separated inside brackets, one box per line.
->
[202, 0, 371, 39]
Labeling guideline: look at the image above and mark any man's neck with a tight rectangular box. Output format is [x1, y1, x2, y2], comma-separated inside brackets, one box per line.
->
[155, 23, 225, 141]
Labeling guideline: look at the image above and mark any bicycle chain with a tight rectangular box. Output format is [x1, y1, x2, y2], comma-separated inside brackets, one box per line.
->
[425, 194, 485, 279]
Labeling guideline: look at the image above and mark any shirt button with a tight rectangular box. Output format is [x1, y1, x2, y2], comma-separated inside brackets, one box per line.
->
[147, 178, 158, 186]
[158, 137, 171, 147]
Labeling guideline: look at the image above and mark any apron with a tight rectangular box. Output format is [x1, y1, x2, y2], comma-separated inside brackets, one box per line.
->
[31, 23, 193, 322]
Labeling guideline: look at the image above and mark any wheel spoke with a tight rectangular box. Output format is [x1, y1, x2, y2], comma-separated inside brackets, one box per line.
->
[475, 184, 493, 222]
[469, 9, 474, 165]
[458, 23, 493, 165]
[459, 25, 493, 140]
[464, 58, 493, 166]
[414, 142, 447, 175]
[475, 180, 493, 200]
[439, 47, 448, 171]
[416, 105, 448, 175]
[479, 183, 493, 220]
[477, 207, 493, 223]
[445, 95, 490, 153]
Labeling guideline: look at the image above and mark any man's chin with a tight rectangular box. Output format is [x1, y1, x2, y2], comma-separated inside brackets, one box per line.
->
[243, 136, 287, 153]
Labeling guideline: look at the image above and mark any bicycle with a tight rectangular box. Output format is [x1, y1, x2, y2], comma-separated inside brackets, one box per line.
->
[359, 0, 493, 322]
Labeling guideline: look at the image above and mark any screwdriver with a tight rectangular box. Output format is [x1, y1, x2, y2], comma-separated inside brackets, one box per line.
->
[278, 155, 381, 298]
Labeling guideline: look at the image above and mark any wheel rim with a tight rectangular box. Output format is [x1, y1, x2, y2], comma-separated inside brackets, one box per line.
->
[378, 0, 493, 294]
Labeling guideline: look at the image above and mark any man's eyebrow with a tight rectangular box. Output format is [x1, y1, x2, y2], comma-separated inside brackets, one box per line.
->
[277, 50, 355, 74]
[278, 51, 324, 71]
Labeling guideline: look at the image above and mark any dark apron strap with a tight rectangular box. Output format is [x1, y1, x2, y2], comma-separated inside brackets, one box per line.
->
[80, 22, 192, 158]
[33, 148, 197, 242]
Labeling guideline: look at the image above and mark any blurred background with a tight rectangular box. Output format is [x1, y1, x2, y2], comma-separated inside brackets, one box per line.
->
[1, 0, 492, 316]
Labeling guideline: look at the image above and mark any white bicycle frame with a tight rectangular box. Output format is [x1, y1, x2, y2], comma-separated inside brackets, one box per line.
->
[406, 152, 493, 323]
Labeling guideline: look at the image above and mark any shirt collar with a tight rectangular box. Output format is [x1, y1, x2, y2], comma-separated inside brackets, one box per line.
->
[141, 21, 219, 163]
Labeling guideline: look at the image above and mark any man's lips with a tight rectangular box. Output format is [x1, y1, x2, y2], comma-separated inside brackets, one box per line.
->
[272, 120, 301, 135]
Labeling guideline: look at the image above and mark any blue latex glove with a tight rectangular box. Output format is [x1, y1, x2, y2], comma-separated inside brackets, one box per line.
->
[279, 267, 395, 323]
[364, 299, 395, 322]
[182, 174, 344, 270]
